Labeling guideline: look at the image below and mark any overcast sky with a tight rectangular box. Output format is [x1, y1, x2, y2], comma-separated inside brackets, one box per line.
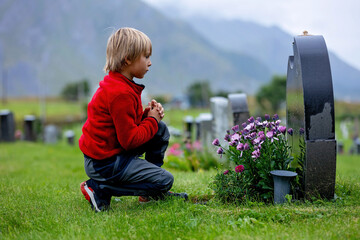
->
[143, 0, 360, 70]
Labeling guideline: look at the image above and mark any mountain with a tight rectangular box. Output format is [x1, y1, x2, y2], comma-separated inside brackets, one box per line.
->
[1, 0, 359, 101]
[179, 16, 360, 101]
[0, 0, 270, 97]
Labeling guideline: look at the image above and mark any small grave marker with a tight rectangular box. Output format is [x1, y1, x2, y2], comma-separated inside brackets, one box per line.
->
[44, 125, 59, 144]
[24, 115, 37, 141]
[210, 97, 229, 147]
[228, 93, 250, 127]
[65, 130, 75, 145]
[196, 113, 213, 150]
[184, 116, 194, 140]
[0, 110, 15, 142]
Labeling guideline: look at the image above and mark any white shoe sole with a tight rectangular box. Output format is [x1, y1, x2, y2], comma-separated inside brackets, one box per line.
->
[84, 184, 101, 212]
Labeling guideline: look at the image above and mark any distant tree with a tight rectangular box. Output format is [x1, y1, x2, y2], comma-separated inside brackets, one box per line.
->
[150, 95, 170, 105]
[215, 89, 243, 98]
[61, 79, 90, 101]
[186, 80, 213, 108]
[256, 75, 287, 114]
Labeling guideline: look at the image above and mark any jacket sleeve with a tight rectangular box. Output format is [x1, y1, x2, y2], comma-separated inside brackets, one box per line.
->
[109, 93, 158, 151]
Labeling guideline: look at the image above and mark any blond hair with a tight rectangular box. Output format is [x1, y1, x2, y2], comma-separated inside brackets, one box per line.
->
[104, 27, 152, 73]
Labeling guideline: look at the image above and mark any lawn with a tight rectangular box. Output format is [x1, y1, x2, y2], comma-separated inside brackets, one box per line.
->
[0, 141, 359, 239]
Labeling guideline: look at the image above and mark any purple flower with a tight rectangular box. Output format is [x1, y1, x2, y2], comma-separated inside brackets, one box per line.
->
[264, 114, 270, 120]
[299, 128, 305, 135]
[248, 116, 255, 123]
[217, 147, 224, 155]
[231, 125, 240, 133]
[224, 134, 230, 142]
[258, 131, 266, 141]
[256, 117, 262, 122]
[244, 143, 250, 150]
[241, 122, 247, 128]
[245, 122, 256, 131]
[242, 129, 249, 136]
[231, 133, 241, 142]
[287, 128, 293, 136]
[235, 165, 245, 173]
[249, 132, 257, 140]
[229, 141, 237, 147]
[253, 137, 262, 145]
[212, 138, 220, 146]
[266, 131, 274, 139]
[255, 120, 263, 127]
[223, 170, 229, 175]
[237, 143, 244, 151]
[251, 149, 261, 159]
[278, 126, 287, 134]
[273, 114, 279, 120]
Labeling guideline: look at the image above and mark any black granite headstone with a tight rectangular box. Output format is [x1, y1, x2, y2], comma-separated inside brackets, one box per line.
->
[184, 116, 194, 141]
[0, 110, 15, 142]
[24, 115, 37, 141]
[286, 34, 336, 199]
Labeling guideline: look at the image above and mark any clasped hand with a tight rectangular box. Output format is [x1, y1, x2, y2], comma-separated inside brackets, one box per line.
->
[146, 99, 164, 123]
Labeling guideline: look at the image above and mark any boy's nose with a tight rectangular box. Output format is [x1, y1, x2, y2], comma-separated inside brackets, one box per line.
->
[148, 60, 152, 66]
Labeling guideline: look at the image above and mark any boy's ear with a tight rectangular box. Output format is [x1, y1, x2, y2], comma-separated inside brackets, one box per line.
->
[125, 57, 132, 65]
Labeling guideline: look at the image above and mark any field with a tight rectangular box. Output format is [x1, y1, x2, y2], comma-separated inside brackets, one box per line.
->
[0, 141, 359, 239]
[0, 99, 359, 239]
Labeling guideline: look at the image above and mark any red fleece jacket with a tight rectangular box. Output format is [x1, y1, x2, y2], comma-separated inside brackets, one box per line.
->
[79, 71, 158, 160]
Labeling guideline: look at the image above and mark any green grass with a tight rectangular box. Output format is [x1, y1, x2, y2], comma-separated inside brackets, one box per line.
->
[0, 98, 84, 126]
[0, 142, 359, 239]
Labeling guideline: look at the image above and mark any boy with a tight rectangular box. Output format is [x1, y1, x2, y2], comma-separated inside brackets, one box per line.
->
[79, 27, 187, 212]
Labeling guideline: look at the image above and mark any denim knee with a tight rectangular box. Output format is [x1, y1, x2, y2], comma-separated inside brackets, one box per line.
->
[156, 121, 170, 141]
[158, 170, 174, 192]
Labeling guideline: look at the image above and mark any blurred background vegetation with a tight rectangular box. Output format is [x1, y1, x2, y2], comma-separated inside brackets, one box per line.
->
[1, 73, 359, 172]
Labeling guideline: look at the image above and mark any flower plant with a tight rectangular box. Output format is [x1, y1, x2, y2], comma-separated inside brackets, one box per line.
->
[211, 114, 297, 202]
[165, 140, 220, 172]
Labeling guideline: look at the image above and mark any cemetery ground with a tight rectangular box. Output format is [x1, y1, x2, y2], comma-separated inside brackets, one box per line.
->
[0, 138, 359, 239]
[1, 98, 360, 239]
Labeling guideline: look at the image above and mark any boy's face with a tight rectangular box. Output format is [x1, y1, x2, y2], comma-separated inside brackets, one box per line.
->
[126, 51, 152, 80]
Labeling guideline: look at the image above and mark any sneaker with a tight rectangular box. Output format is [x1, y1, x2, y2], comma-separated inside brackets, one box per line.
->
[138, 196, 152, 204]
[167, 191, 189, 201]
[80, 181, 109, 212]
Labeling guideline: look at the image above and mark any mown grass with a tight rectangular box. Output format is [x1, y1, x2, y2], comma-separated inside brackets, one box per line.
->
[0, 98, 83, 122]
[0, 141, 359, 239]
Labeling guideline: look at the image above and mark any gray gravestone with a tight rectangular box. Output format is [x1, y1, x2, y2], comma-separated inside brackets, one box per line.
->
[24, 115, 37, 141]
[286, 34, 336, 199]
[228, 93, 250, 127]
[0, 109, 15, 142]
[44, 125, 59, 144]
[65, 130, 75, 145]
[210, 97, 229, 147]
[196, 113, 213, 150]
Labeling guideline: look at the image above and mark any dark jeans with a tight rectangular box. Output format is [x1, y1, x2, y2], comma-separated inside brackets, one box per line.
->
[84, 121, 173, 203]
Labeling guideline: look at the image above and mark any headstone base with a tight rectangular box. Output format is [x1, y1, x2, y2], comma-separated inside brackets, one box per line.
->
[304, 139, 336, 199]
